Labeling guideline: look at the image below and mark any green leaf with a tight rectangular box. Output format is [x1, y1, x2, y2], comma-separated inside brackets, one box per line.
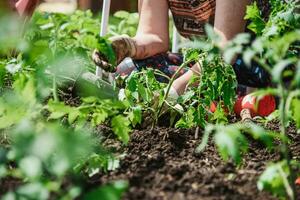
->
[244, 2, 266, 35]
[196, 124, 214, 153]
[243, 49, 256, 66]
[92, 111, 109, 126]
[211, 104, 228, 124]
[224, 45, 243, 64]
[126, 75, 138, 92]
[294, 61, 300, 86]
[19, 156, 42, 179]
[47, 100, 81, 123]
[16, 183, 49, 200]
[137, 82, 150, 103]
[246, 123, 275, 149]
[175, 107, 196, 129]
[83, 181, 128, 200]
[291, 99, 300, 129]
[111, 115, 131, 144]
[257, 161, 290, 198]
[178, 90, 195, 104]
[214, 125, 248, 164]
[96, 36, 116, 65]
[48, 112, 66, 120]
[0, 165, 7, 178]
[21, 78, 37, 106]
[272, 59, 294, 83]
[222, 80, 234, 108]
[129, 106, 142, 127]
[82, 96, 98, 104]
[68, 109, 81, 124]
[114, 11, 130, 19]
[205, 24, 220, 44]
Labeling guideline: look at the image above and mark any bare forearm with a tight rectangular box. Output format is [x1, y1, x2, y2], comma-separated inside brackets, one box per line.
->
[214, 0, 252, 47]
[134, 0, 170, 59]
[133, 34, 169, 59]
[172, 63, 201, 95]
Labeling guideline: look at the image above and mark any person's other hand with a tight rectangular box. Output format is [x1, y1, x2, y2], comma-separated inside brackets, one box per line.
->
[92, 35, 137, 73]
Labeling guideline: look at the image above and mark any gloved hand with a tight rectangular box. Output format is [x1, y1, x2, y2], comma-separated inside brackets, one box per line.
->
[92, 35, 137, 73]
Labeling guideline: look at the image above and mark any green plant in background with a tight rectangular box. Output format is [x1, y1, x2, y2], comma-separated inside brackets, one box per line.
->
[122, 69, 167, 125]
[46, 96, 141, 144]
[0, 10, 129, 199]
[109, 11, 139, 37]
[159, 25, 237, 129]
[257, 161, 293, 199]
[119, 25, 237, 130]
[0, 77, 127, 199]
[175, 48, 237, 128]
[0, 0, 299, 199]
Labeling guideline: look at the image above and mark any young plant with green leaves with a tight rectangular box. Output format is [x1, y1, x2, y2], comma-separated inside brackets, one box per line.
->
[0, 10, 130, 200]
[200, 0, 300, 199]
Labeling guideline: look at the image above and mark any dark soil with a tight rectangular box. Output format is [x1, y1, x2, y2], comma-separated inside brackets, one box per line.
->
[90, 120, 300, 200]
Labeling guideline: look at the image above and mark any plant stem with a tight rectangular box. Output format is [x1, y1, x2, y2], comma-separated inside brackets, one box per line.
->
[285, 90, 300, 115]
[53, 75, 59, 102]
[153, 59, 196, 127]
[278, 164, 294, 200]
[252, 56, 272, 74]
[278, 83, 296, 200]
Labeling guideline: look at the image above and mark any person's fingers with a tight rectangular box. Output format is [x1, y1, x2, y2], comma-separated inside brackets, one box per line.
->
[92, 50, 116, 73]
[92, 49, 104, 65]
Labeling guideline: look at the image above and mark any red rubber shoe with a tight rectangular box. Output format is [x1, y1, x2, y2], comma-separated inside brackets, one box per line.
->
[234, 94, 276, 117]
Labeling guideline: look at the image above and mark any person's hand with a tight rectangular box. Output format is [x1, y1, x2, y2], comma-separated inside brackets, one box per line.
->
[15, 0, 39, 16]
[92, 35, 137, 73]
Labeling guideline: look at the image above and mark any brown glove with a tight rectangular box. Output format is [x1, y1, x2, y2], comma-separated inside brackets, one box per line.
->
[92, 35, 137, 73]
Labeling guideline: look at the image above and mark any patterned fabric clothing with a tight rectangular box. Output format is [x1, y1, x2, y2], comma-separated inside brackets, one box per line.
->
[168, 0, 216, 38]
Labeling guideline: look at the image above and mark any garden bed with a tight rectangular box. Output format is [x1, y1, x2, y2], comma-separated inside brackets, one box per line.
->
[89, 121, 300, 200]
[0, 1, 299, 199]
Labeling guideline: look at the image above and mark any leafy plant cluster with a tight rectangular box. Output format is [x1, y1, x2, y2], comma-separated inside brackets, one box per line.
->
[175, 39, 237, 128]
[0, 0, 299, 199]
[116, 0, 298, 199]
[0, 9, 138, 200]
[120, 29, 238, 130]
[108, 11, 139, 37]
[192, 0, 300, 199]
[108, 6, 299, 199]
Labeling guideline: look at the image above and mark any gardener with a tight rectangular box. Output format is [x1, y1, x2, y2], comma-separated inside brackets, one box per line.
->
[93, 0, 271, 98]
[13, 0, 271, 99]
